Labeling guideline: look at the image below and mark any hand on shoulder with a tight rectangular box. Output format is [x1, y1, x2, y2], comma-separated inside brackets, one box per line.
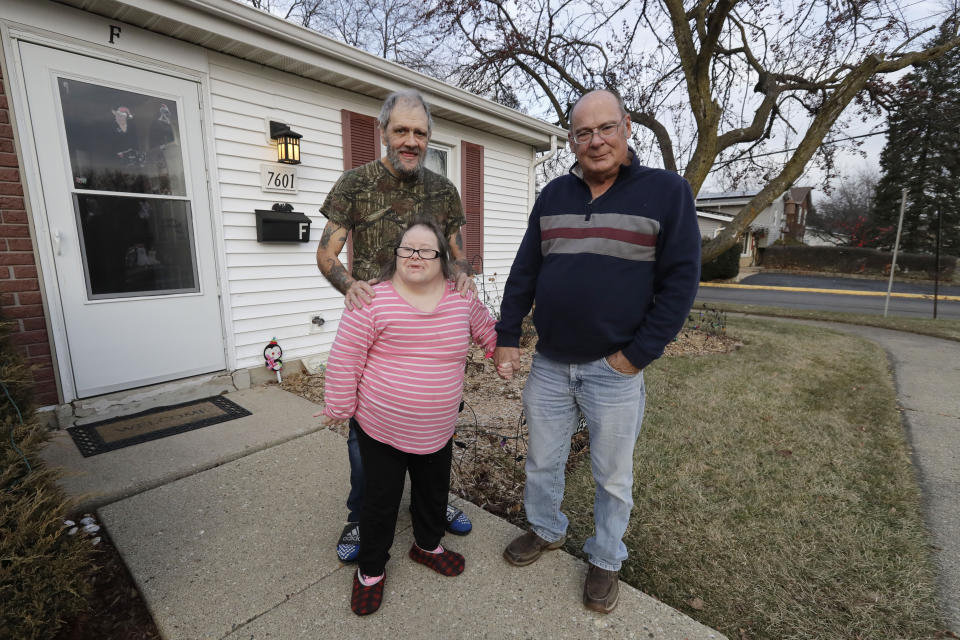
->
[345, 278, 378, 311]
[454, 271, 477, 300]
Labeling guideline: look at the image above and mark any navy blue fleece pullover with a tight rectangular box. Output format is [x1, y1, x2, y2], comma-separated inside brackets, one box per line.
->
[495, 153, 701, 370]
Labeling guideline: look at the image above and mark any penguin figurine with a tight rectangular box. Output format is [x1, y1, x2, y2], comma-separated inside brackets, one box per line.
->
[264, 337, 283, 383]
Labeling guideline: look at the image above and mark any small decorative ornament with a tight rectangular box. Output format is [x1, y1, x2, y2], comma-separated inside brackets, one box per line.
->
[264, 337, 284, 383]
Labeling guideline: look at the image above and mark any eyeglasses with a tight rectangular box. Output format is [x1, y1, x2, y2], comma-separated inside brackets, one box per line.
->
[570, 116, 626, 146]
[395, 246, 441, 260]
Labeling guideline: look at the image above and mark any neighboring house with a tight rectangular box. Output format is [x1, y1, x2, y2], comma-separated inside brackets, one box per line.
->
[0, 0, 563, 415]
[696, 186, 814, 265]
[695, 209, 733, 239]
[783, 187, 812, 242]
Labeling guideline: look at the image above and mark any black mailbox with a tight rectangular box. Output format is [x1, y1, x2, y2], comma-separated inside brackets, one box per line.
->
[255, 208, 311, 242]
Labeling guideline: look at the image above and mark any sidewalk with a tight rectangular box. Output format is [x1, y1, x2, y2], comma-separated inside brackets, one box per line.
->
[41, 386, 723, 640]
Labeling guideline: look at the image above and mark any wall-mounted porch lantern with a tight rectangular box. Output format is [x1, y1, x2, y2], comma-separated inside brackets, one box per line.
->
[269, 120, 302, 164]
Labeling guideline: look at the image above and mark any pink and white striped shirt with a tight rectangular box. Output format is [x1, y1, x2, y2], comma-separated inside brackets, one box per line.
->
[323, 280, 498, 454]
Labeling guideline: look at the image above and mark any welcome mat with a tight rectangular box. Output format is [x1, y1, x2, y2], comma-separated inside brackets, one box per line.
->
[67, 396, 251, 457]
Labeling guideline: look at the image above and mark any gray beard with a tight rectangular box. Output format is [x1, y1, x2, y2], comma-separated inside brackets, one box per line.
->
[386, 146, 424, 179]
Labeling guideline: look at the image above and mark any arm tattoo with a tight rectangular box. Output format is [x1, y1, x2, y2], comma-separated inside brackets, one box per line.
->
[319, 223, 336, 249]
[454, 231, 464, 253]
[326, 262, 355, 295]
[318, 224, 352, 294]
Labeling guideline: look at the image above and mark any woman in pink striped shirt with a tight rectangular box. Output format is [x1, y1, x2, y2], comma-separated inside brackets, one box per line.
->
[322, 218, 502, 616]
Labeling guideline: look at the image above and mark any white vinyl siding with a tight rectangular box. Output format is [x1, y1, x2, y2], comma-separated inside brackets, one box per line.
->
[209, 55, 368, 368]
[479, 146, 531, 302]
[697, 217, 725, 237]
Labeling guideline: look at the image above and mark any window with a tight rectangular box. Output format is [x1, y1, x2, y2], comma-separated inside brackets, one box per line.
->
[58, 78, 198, 299]
[425, 146, 448, 177]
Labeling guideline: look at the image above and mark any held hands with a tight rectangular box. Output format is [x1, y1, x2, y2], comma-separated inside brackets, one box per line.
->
[344, 278, 378, 311]
[313, 409, 347, 428]
[494, 346, 521, 380]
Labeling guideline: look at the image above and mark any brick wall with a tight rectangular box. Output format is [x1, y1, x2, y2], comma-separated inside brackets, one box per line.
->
[0, 46, 59, 406]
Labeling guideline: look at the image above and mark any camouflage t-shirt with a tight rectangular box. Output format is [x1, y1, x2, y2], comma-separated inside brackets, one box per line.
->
[319, 160, 466, 281]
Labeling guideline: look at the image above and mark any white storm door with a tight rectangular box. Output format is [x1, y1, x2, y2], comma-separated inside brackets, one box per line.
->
[19, 43, 225, 398]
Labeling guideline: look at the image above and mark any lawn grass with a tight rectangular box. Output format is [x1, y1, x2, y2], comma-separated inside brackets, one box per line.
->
[561, 317, 943, 639]
[694, 300, 960, 343]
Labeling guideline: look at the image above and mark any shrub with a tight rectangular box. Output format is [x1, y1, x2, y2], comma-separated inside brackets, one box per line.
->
[764, 245, 958, 279]
[687, 304, 728, 336]
[701, 238, 741, 281]
[0, 319, 94, 639]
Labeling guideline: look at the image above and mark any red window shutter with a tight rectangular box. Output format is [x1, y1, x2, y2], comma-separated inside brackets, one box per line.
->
[340, 111, 381, 269]
[342, 110, 381, 168]
[460, 141, 484, 273]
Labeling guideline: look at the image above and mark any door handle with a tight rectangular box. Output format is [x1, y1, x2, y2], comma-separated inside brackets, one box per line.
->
[52, 229, 63, 256]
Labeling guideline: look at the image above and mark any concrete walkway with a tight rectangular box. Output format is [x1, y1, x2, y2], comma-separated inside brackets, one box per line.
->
[41, 386, 723, 640]
[755, 318, 960, 631]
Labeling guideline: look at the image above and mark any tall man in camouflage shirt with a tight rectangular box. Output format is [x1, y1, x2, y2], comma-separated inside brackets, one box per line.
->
[316, 89, 477, 563]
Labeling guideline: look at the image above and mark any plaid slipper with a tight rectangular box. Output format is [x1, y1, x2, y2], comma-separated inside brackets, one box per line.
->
[336, 522, 360, 563]
[445, 505, 472, 535]
[351, 570, 384, 616]
[408, 544, 465, 577]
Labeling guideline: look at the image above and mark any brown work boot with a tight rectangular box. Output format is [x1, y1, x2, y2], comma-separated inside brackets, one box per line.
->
[583, 564, 619, 614]
[503, 530, 566, 566]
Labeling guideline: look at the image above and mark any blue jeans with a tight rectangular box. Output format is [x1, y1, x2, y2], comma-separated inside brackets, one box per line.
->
[346, 419, 365, 522]
[522, 352, 646, 571]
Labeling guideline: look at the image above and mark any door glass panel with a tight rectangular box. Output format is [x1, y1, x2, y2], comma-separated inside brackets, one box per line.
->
[74, 194, 199, 298]
[58, 78, 186, 196]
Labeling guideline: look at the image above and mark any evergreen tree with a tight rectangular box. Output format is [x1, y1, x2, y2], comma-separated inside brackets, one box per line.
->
[874, 25, 960, 256]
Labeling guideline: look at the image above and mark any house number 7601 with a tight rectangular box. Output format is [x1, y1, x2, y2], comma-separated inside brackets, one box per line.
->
[260, 164, 298, 194]
[267, 171, 294, 189]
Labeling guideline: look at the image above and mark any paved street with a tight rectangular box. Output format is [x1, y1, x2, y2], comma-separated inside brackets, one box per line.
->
[698, 273, 960, 319]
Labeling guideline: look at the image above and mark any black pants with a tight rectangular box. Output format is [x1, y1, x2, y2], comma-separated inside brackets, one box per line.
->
[354, 422, 453, 577]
